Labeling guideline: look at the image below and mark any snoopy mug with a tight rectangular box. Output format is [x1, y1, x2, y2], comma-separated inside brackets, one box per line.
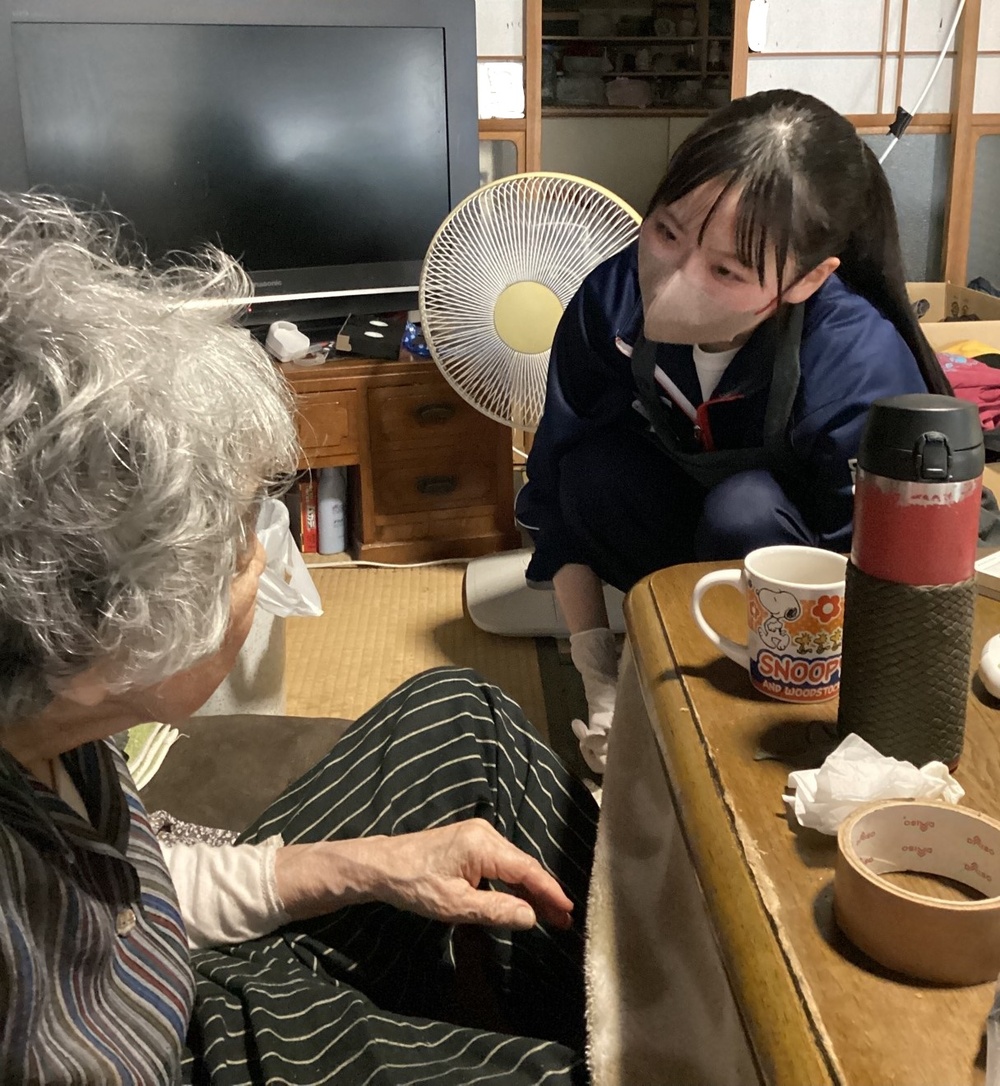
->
[691, 545, 848, 703]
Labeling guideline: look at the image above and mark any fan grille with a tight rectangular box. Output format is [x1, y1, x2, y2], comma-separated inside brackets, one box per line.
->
[420, 173, 640, 432]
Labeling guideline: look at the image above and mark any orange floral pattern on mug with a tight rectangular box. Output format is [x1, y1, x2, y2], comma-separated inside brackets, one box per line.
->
[747, 590, 767, 632]
[781, 594, 844, 655]
[811, 594, 843, 624]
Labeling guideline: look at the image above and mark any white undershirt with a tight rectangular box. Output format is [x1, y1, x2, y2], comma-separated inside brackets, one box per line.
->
[692, 343, 740, 403]
[54, 758, 90, 820]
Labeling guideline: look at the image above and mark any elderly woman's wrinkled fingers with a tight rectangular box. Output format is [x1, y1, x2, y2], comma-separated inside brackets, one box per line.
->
[432, 879, 540, 930]
[456, 820, 575, 930]
[412, 819, 574, 931]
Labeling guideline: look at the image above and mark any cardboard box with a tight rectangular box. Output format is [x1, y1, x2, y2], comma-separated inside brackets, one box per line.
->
[921, 320, 1000, 353]
[906, 282, 1000, 354]
[907, 282, 1000, 324]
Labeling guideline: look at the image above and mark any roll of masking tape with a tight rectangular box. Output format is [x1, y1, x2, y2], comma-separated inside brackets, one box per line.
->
[834, 800, 1000, 985]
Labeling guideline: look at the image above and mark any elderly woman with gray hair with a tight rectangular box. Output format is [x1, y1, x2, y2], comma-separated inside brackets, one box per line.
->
[0, 193, 596, 1085]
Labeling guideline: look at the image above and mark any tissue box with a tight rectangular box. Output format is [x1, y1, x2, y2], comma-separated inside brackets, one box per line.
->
[976, 547, 1000, 603]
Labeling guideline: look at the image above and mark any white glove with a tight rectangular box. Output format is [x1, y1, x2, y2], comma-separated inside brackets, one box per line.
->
[569, 627, 619, 775]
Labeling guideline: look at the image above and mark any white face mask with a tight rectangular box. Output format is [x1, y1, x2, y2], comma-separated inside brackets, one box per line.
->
[639, 240, 775, 347]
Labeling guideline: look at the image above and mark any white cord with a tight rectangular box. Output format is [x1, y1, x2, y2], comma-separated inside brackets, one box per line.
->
[513, 445, 529, 459]
[879, 0, 966, 165]
[878, 137, 897, 165]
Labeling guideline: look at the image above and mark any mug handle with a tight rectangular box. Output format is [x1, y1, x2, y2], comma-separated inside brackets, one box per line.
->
[691, 569, 750, 670]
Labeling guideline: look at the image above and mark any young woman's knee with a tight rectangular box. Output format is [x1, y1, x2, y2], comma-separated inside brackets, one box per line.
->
[389, 667, 537, 742]
[695, 470, 812, 559]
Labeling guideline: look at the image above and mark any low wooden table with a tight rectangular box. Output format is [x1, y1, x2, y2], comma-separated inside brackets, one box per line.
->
[619, 561, 1000, 1086]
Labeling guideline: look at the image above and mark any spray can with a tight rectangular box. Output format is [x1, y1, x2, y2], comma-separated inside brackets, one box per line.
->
[317, 467, 346, 554]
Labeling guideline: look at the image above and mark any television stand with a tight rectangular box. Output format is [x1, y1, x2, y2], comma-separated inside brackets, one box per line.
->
[278, 353, 520, 563]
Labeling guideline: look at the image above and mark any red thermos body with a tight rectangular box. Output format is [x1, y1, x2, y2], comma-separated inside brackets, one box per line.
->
[851, 395, 984, 586]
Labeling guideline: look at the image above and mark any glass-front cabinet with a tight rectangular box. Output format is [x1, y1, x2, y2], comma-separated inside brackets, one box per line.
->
[541, 0, 733, 116]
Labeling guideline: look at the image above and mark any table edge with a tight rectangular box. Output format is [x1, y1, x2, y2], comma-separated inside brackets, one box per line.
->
[625, 572, 840, 1086]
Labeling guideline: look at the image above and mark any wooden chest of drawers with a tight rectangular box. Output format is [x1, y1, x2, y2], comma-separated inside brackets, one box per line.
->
[279, 354, 519, 563]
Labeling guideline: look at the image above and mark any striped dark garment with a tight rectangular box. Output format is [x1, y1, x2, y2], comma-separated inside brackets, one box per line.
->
[183, 668, 598, 1086]
[1, 668, 597, 1085]
[0, 739, 193, 1084]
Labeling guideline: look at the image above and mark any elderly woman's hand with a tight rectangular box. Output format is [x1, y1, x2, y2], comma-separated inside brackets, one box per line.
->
[274, 820, 574, 931]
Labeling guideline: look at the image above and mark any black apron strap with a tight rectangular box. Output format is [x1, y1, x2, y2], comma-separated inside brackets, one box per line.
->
[760, 303, 803, 478]
[630, 303, 805, 489]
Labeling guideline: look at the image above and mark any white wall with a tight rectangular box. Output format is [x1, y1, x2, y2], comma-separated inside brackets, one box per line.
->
[540, 115, 706, 215]
[475, 0, 522, 56]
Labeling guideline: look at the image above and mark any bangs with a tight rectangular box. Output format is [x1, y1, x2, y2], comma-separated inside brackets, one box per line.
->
[728, 169, 795, 293]
[688, 165, 796, 294]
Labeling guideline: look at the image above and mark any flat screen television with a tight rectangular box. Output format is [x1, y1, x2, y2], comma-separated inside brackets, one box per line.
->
[0, 0, 479, 325]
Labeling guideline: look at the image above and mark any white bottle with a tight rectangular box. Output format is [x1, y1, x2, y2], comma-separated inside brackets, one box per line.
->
[317, 467, 346, 554]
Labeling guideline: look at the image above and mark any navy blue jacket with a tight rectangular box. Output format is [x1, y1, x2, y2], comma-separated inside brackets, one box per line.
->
[517, 242, 928, 581]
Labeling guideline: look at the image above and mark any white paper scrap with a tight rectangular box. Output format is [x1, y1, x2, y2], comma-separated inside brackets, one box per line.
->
[785, 733, 965, 835]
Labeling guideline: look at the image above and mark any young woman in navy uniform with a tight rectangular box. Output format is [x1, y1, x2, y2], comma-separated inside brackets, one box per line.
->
[516, 89, 950, 772]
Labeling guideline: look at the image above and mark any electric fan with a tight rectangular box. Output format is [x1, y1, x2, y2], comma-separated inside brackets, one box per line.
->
[419, 172, 641, 636]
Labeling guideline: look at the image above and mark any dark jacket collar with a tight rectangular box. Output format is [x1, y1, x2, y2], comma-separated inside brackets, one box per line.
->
[0, 739, 131, 862]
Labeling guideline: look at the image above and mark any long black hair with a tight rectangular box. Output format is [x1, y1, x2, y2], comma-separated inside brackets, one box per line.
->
[646, 88, 950, 396]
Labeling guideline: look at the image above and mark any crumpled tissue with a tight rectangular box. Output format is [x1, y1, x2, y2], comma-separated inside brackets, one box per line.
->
[784, 732, 965, 835]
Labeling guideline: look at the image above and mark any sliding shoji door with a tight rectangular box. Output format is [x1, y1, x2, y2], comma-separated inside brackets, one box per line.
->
[731, 0, 986, 283]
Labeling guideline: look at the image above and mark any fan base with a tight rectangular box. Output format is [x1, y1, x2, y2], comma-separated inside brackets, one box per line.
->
[464, 548, 625, 637]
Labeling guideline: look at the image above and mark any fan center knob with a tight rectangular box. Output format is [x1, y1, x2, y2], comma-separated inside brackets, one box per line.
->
[493, 281, 563, 355]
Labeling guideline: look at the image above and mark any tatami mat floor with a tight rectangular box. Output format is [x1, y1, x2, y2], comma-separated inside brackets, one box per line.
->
[284, 564, 589, 777]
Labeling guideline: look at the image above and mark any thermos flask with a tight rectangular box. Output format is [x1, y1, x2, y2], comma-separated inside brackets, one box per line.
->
[838, 393, 984, 768]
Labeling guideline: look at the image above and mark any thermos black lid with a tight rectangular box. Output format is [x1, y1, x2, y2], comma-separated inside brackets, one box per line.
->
[857, 394, 984, 482]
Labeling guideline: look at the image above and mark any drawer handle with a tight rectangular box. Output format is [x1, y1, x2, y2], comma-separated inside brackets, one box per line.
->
[414, 402, 455, 424]
[416, 474, 458, 496]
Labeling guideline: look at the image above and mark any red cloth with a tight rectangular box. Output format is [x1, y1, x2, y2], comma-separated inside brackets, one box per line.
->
[938, 352, 1000, 431]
